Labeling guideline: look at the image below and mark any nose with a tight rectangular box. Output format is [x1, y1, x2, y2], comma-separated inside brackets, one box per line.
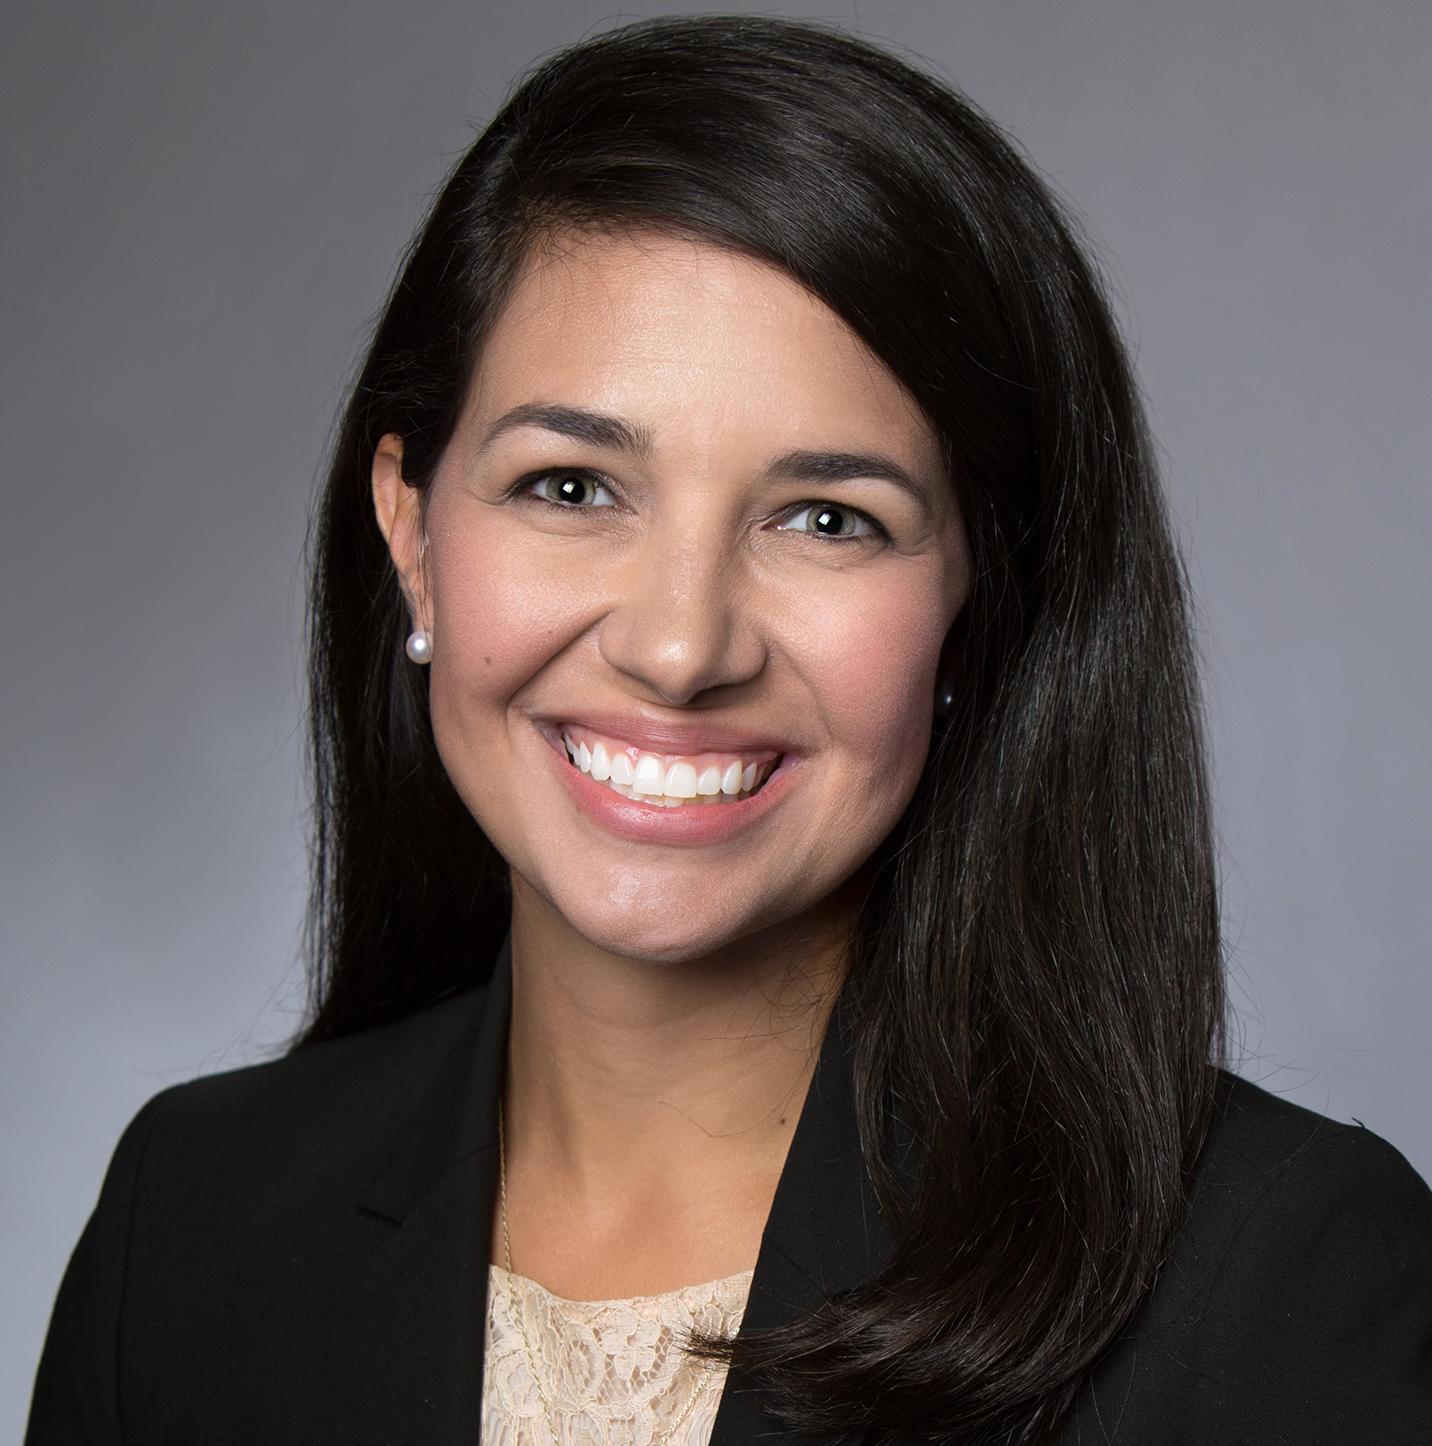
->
[595, 526, 767, 706]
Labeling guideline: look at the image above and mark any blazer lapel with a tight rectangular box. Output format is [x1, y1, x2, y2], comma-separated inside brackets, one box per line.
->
[348, 929, 896, 1446]
[344, 933, 511, 1444]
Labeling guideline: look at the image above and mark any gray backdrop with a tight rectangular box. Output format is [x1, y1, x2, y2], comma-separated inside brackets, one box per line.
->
[4, 0, 1428, 1429]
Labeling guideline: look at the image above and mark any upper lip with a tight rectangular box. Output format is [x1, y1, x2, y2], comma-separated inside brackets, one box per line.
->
[536, 710, 797, 759]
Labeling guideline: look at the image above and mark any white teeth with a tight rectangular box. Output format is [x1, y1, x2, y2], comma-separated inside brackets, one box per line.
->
[632, 754, 665, 794]
[560, 731, 775, 806]
[665, 761, 698, 798]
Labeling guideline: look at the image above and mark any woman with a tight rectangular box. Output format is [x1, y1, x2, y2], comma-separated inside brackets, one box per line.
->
[26, 14, 1432, 1445]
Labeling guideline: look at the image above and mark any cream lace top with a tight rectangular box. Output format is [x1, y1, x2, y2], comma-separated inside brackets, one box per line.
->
[481, 1261, 756, 1445]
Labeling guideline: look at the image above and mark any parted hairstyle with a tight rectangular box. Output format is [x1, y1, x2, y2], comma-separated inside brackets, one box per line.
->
[291, 14, 1227, 1444]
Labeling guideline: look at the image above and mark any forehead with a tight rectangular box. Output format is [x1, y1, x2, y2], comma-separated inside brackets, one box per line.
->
[463, 227, 941, 469]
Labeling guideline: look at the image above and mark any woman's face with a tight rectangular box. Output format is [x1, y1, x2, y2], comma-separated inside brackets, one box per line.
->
[373, 228, 971, 967]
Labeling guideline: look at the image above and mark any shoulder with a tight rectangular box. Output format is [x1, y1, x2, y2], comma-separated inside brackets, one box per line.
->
[25, 981, 496, 1439]
[1192, 1068, 1432, 1340]
[1064, 1068, 1432, 1444]
[1143, 1067, 1432, 1337]
[122, 980, 492, 1200]
[1194, 1066, 1432, 1246]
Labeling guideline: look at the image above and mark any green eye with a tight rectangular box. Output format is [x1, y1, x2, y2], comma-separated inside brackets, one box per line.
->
[524, 470, 618, 507]
[778, 501, 886, 543]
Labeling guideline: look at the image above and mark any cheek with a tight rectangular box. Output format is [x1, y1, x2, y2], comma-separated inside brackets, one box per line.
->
[807, 582, 946, 784]
[423, 523, 571, 741]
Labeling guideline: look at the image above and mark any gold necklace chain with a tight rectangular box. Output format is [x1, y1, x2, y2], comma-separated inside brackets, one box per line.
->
[496, 1097, 718, 1445]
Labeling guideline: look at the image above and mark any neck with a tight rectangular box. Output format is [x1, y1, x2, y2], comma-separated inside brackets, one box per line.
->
[497, 879, 855, 1290]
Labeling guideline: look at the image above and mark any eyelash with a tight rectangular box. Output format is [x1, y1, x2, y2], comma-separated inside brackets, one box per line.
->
[505, 468, 892, 545]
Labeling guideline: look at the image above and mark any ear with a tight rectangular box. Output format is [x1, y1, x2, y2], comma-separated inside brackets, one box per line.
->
[371, 432, 431, 631]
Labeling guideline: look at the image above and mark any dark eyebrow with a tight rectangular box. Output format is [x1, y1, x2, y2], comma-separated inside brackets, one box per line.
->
[475, 403, 654, 460]
[475, 402, 934, 515]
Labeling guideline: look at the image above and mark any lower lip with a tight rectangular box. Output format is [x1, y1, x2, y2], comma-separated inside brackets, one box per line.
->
[534, 725, 804, 847]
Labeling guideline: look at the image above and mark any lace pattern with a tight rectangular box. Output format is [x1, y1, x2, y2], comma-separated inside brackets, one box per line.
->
[481, 1261, 755, 1445]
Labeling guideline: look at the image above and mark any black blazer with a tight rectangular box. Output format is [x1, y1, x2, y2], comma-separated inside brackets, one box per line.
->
[26, 930, 1432, 1445]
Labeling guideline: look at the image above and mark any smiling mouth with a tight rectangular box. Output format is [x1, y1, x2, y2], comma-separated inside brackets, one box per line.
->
[554, 728, 784, 807]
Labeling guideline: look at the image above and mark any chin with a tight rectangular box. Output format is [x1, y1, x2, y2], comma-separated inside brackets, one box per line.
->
[562, 901, 753, 967]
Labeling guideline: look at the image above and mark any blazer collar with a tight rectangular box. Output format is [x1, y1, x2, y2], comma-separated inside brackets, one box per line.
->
[353, 928, 896, 1445]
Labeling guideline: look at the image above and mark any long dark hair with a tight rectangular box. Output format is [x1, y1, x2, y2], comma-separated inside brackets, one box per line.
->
[291, 14, 1226, 1443]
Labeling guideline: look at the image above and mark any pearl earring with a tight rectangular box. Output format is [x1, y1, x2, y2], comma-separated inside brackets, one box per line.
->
[935, 677, 954, 719]
[405, 629, 433, 664]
